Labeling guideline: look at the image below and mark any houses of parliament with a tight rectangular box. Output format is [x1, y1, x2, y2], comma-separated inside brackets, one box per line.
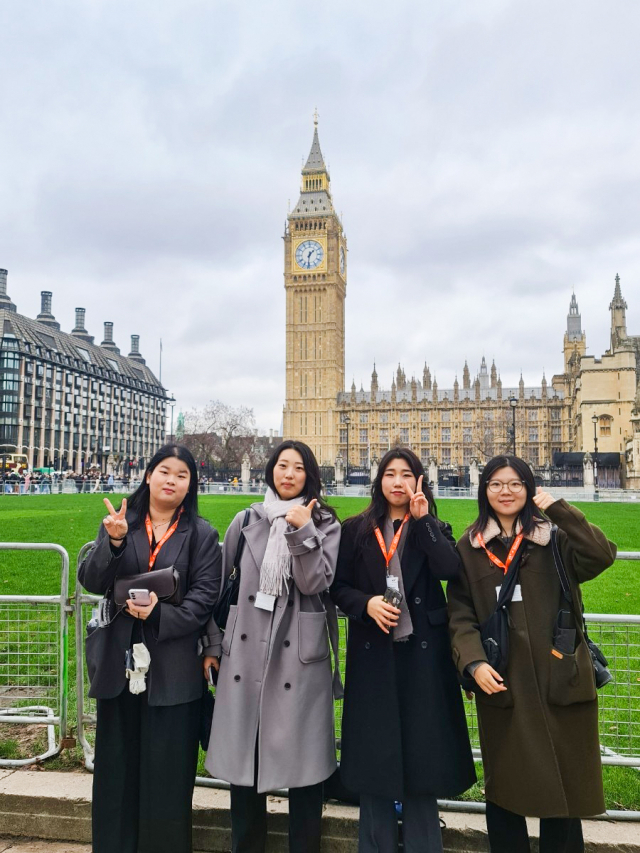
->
[282, 119, 640, 488]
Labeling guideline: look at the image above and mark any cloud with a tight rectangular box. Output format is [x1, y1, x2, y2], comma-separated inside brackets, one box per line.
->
[1, 0, 639, 433]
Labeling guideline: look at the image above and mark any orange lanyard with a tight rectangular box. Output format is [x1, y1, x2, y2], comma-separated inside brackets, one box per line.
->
[145, 508, 183, 570]
[373, 514, 410, 569]
[476, 531, 524, 575]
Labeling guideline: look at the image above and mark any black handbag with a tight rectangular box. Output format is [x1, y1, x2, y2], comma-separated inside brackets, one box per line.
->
[550, 527, 613, 689]
[113, 566, 182, 607]
[212, 509, 251, 630]
[459, 541, 525, 693]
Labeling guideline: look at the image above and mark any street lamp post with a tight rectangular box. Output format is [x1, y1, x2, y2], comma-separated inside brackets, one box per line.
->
[344, 415, 350, 486]
[509, 396, 518, 456]
[591, 414, 599, 500]
[169, 397, 176, 442]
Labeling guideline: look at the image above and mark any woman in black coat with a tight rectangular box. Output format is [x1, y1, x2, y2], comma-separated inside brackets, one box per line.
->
[78, 444, 222, 853]
[330, 448, 475, 853]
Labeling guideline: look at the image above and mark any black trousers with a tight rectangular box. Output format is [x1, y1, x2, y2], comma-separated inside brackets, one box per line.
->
[230, 780, 324, 853]
[486, 801, 585, 853]
[92, 687, 201, 853]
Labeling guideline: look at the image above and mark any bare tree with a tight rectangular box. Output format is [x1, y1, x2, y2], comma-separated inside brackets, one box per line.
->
[182, 401, 256, 467]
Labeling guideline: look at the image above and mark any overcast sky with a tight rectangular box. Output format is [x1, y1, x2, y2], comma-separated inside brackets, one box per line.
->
[1, 0, 639, 432]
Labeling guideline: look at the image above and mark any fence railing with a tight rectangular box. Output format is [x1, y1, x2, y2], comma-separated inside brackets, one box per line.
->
[0, 543, 70, 766]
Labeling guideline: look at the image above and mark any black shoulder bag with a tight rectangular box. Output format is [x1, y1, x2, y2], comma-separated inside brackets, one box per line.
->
[458, 542, 525, 693]
[550, 526, 613, 689]
[212, 508, 251, 630]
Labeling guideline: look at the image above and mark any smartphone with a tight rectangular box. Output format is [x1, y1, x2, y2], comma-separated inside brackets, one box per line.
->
[207, 665, 218, 686]
[129, 588, 151, 606]
[383, 587, 403, 608]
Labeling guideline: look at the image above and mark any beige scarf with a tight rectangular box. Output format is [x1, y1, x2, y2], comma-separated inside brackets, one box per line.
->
[259, 487, 305, 597]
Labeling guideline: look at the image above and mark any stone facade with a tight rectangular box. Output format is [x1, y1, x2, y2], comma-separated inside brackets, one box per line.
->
[282, 127, 640, 482]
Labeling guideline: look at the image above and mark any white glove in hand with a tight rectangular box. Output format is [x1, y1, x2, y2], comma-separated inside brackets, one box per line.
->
[126, 643, 151, 695]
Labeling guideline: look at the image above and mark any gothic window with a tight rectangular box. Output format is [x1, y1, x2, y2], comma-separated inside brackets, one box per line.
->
[463, 428, 472, 444]
[551, 427, 561, 442]
[442, 428, 451, 443]
[442, 447, 451, 463]
[421, 447, 429, 463]
[420, 411, 429, 422]
[360, 413, 368, 424]
[360, 451, 368, 466]
[528, 409, 538, 421]
[599, 416, 612, 436]
[529, 428, 538, 442]
[380, 428, 389, 444]
[463, 447, 472, 464]
[421, 428, 430, 442]
[551, 408, 561, 420]
[483, 410, 493, 421]
[400, 412, 409, 423]
[359, 429, 368, 444]
[380, 413, 388, 423]
[463, 411, 472, 422]
[441, 410, 451, 421]
[399, 428, 409, 443]
[340, 428, 347, 443]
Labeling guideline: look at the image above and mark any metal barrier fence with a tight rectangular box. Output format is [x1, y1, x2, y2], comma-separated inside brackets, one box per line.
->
[0, 543, 70, 766]
[75, 542, 100, 771]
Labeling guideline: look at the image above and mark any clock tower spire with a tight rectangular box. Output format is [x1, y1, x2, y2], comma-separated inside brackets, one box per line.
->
[283, 115, 347, 466]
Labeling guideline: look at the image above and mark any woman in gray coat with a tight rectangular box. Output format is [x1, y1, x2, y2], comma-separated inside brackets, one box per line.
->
[202, 440, 341, 853]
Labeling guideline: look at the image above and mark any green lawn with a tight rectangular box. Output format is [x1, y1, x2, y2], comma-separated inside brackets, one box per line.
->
[1, 493, 639, 810]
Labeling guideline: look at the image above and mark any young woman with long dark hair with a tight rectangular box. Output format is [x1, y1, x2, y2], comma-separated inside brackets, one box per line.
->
[448, 454, 617, 853]
[330, 447, 475, 853]
[202, 440, 341, 853]
[79, 444, 222, 853]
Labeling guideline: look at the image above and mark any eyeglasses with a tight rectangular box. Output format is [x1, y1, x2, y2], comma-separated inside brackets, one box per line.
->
[487, 479, 525, 494]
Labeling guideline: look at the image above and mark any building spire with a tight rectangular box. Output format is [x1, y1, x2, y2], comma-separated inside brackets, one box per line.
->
[303, 113, 327, 174]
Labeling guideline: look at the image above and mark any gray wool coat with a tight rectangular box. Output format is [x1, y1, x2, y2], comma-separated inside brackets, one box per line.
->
[203, 503, 342, 793]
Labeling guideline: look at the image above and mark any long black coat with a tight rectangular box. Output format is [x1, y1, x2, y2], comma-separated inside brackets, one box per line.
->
[330, 514, 476, 801]
[79, 512, 221, 706]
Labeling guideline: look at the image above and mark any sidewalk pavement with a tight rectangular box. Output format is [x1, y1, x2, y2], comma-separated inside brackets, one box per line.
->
[1, 768, 639, 852]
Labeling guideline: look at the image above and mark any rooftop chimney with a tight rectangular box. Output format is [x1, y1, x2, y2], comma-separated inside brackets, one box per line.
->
[101, 321, 120, 354]
[36, 291, 60, 330]
[128, 334, 146, 364]
[71, 307, 95, 344]
[0, 269, 17, 313]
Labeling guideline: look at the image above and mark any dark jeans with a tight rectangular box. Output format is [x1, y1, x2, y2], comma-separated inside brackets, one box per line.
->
[230, 781, 324, 853]
[359, 793, 443, 853]
[92, 687, 201, 853]
[486, 801, 585, 853]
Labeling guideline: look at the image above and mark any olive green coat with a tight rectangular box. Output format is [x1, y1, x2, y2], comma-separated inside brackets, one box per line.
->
[448, 500, 617, 818]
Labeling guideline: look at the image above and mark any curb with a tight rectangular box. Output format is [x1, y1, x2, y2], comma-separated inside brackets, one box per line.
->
[0, 770, 639, 852]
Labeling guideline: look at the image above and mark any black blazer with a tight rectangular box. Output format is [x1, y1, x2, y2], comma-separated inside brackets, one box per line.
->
[79, 511, 222, 706]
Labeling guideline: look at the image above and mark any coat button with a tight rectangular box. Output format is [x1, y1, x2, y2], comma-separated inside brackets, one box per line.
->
[284, 682, 291, 690]
[287, 600, 294, 607]
[234, 675, 241, 682]
[421, 641, 428, 649]
[365, 642, 371, 650]
[284, 640, 290, 647]
[414, 597, 422, 605]
[241, 634, 247, 641]
[248, 595, 255, 602]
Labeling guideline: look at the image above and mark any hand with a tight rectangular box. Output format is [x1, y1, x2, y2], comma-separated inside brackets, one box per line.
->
[403, 474, 429, 519]
[203, 655, 220, 679]
[126, 591, 158, 621]
[103, 497, 128, 542]
[285, 498, 317, 529]
[366, 595, 401, 634]
[473, 663, 507, 694]
[533, 487, 556, 512]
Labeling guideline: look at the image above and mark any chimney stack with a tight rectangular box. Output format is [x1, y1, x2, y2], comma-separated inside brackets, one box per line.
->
[128, 334, 146, 364]
[0, 269, 17, 313]
[36, 291, 60, 330]
[101, 321, 120, 354]
[71, 307, 95, 344]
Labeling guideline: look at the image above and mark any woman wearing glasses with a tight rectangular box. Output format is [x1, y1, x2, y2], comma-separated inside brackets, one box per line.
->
[448, 455, 616, 853]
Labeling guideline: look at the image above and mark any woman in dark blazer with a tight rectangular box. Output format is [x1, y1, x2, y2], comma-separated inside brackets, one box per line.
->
[330, 447, 475, 853]
[79, 444, 222, 853]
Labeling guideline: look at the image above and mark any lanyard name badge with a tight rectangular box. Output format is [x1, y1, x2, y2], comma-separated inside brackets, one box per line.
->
[476, 531, 524, 601]
[374, 513, 410, 587]
[145, 508, 183, 570]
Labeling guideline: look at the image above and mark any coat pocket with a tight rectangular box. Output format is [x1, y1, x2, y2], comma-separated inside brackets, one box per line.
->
[475, 681, 515, 709]
[427, 606, 449, 627]
[221, 605, 238, 656]
[548, 640, 597, 706]
[298, 611, 330, 664]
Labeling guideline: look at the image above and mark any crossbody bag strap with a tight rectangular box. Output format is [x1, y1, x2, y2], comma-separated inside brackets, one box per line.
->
[323, 590, 344, 700]
[550, 525, 592, 640]
[231, 508, 252, 578]
[494, 540, 526, 611]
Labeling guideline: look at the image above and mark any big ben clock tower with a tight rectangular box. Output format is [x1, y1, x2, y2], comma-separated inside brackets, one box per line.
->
[283, 114, 347, 465]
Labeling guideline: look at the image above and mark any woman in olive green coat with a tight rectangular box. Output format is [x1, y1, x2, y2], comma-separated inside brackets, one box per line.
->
[448, 455, 617, 853]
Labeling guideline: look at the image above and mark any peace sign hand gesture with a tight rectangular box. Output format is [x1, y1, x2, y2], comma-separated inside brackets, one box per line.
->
[103, 497, 128, 543]
[404, 475, 429, 520]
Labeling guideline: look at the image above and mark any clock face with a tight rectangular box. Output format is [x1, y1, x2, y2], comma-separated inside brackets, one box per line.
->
[340, 246, 345, 276]
[295, 240, 324, 270]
